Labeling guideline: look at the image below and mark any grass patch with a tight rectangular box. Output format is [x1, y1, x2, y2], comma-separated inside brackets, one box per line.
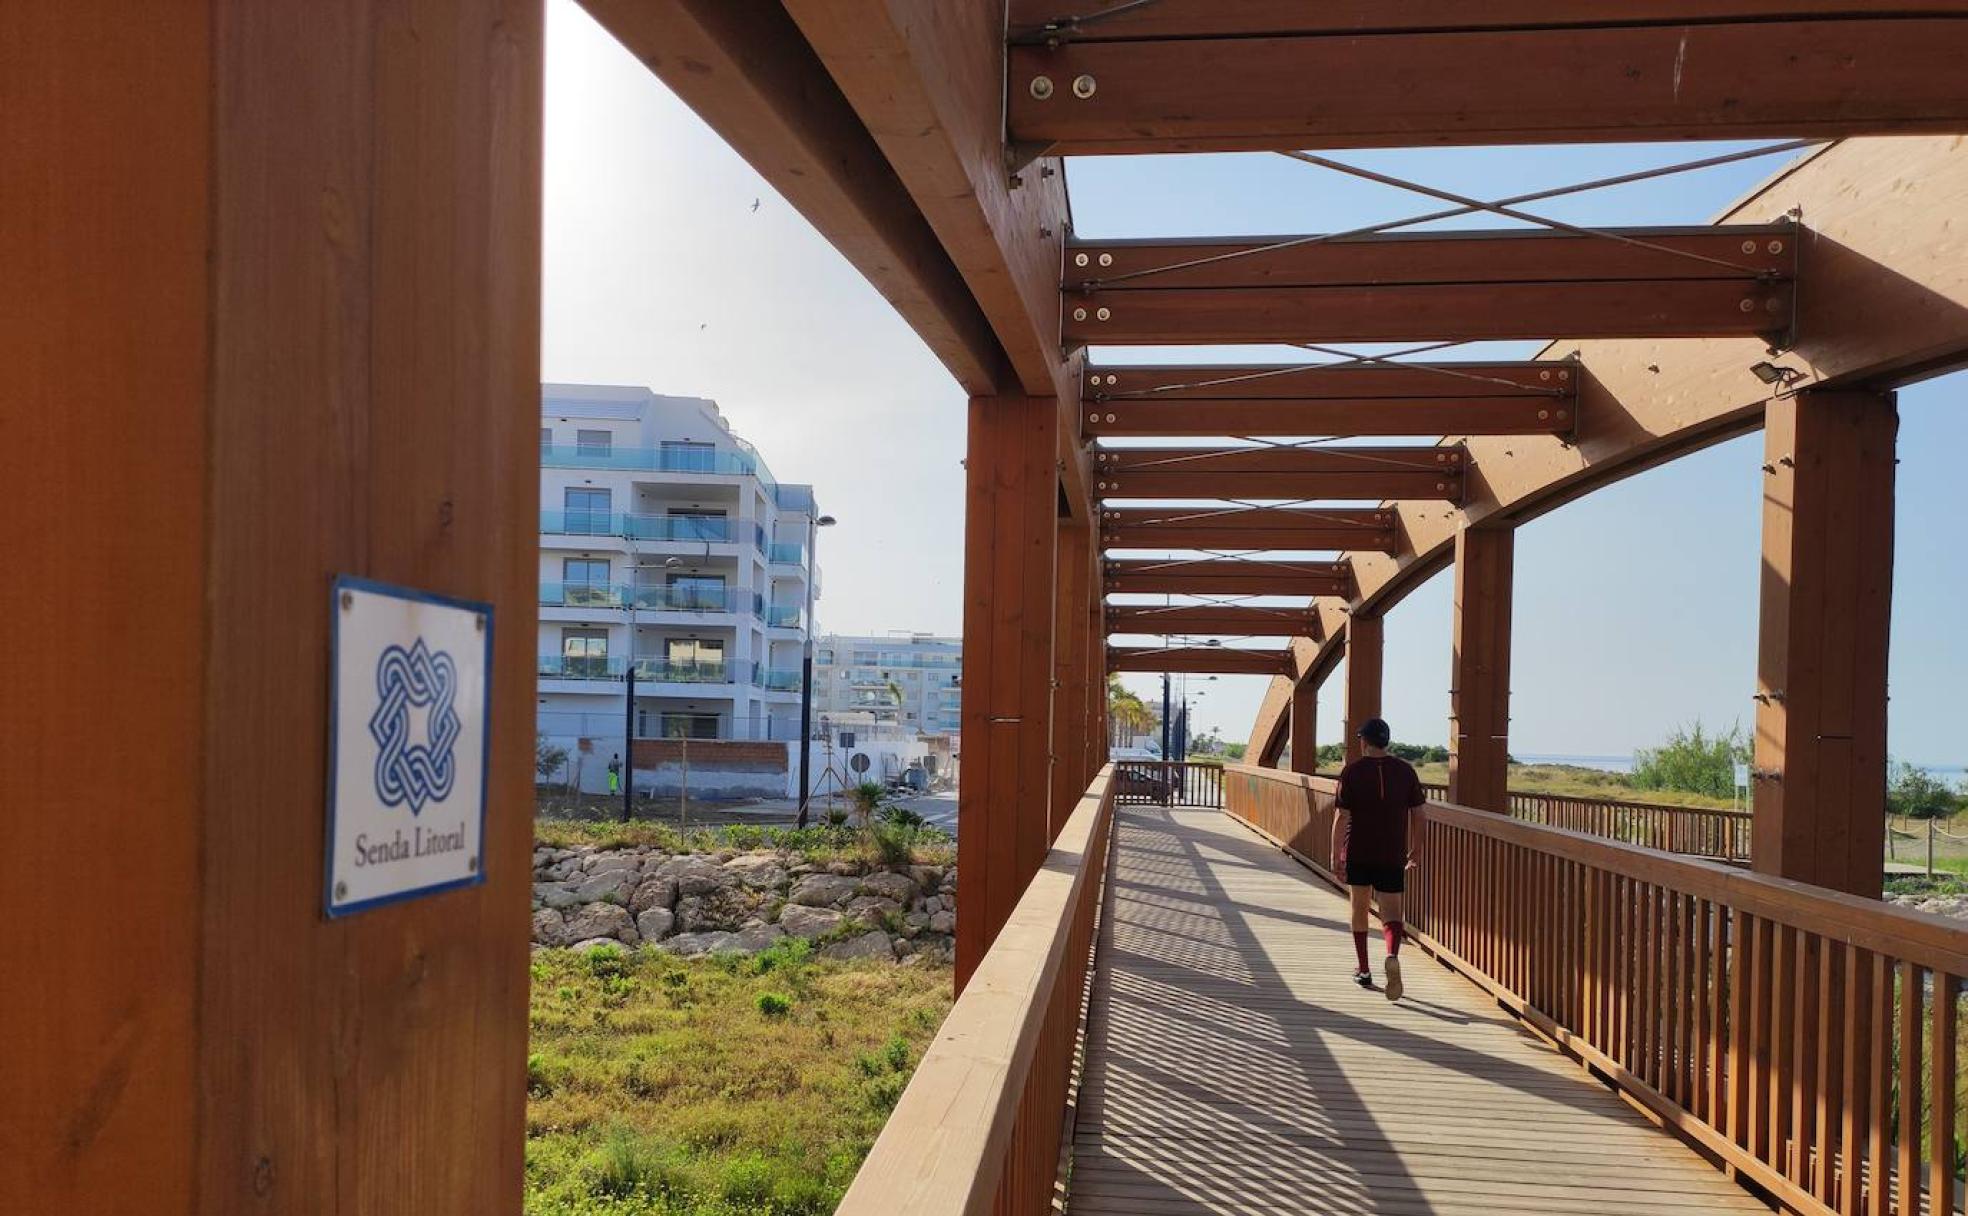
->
[526, 944, 951, 1215]
[1404, 761, 1740, 810]
[533, 820, 954, 869]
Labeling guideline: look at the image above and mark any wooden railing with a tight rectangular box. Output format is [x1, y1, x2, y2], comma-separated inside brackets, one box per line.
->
[1226, 764, 1968, 1216]
[836, 766, 1115, 1216]
[1417, 780, 1754, 863]
[1112, 759, 1225, 808]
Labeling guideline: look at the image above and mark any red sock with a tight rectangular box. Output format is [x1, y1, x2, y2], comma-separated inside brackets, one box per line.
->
[1384, 921, 1404, 957]
[1352, 931, 1369, 972]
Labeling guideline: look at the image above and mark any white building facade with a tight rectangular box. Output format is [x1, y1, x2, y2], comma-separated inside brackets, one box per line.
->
[811, 633, 962, 735]
[537, 384, 820, 795]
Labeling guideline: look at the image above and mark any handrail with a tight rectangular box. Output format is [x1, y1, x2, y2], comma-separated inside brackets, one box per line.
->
[1224, 763, 1968, 1216]
[1416, 779, 1753, 862]
[1112, 759, 1224, 808]
[837, 766, 1115, 1216]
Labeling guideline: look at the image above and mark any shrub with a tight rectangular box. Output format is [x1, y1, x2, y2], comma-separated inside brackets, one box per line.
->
[878, 803, 927, 829]
[584, 1124, 687, 1199]
[1890, 760, 1964, 820]
[582, 943, 628, 978]
[868, 821, 916, 866]
[850, 780, 888, 828]
[750, 936, 813, 975]
[535, 732, 569, 783]
[1631, 720, 1749, 800]
[756, 991, 793, 1017]
[882, 1032, 911, 1072]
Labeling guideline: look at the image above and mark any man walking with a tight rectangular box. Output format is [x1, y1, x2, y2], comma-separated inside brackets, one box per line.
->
[1330, 717, 1427, 1000]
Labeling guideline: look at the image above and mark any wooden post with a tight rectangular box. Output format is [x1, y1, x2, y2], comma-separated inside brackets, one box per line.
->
[4, 3, 542, 1212]
[957, 395, 1058, 991]
[1343, 614, 1385, 764]
[1752, 389, 1895, 899]
[1089, 556, 1109, 775]
[1052, 519, 1090, 840]
[1449, 524, 1515, 810]
[1290, 677, 1320, 775]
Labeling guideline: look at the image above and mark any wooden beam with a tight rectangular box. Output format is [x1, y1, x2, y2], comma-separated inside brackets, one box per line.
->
[1100, 506, 1398, 553]
[578, 0, 1008, 395]
[1290, 678, 1320, 777]
[783, 0, 1068, 400]
[1108, 647, 1291, 676]
[1068, 281, 1791, 346]
[957, 394, 1058, 990]
[1448, 526, 1515, 812]
[1009, 18, 1968, 153]
[1097, 467, 1464, 501]
[1095, 445, 1464, 475]
[1051, 520, 1090, 842]
[1105, 606, 1326, 639]
[1087, 396, 1576, 439]
[1753, 389, 1895, 899]
[1344, 615, 1385, 765]
[1244, 138, 1968, 767]
[1089, 361, 1573, 400]
[1103, 559, 1352, 598]
[1067, 227, 1794, 290]
[1011, 2, 1968, 42]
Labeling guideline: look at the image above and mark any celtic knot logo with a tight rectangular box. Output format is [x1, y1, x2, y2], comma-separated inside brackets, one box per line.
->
[369, 638, 460, 815]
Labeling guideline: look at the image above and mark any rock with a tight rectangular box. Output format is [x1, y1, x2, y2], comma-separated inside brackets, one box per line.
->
[562, 902, 636, 945]
[569, 937, 622, 953]
[902, 911, 930, 934]
[724, 853, 788, 890]
[653, 856, 737, 898]
[534, 882, 585, 911]
[676, 886, 755, 933]
[543, 859, 581, 882]
[844, 896, 902, 925]
[635, 907, 676, 942]
[531, 907, 568, 947]
[789, 873, 859, 907]
[572, 871, 635, 904]
[533, 847, 554, 867]
[908, 865, 944, 892]
[920, 895, 944, 917]
[729, 924, 786, 953]
[664, 930, 738, 956]
[585, 853, 640, 877]
[821, 930, 896, 961]
[629, 875, 680, 914]
[825, 860, 860, 877]
[777, 904, 846, 939]
[859, 871, 918, 904]
[929, 910, 956, 934]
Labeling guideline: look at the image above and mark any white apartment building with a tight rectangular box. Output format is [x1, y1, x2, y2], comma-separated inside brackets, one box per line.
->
[537, 385, 820, 791]
[812, 633, 962, 737]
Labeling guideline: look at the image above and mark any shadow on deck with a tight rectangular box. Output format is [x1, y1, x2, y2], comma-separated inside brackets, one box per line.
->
[1069, 805, 1771, 1215]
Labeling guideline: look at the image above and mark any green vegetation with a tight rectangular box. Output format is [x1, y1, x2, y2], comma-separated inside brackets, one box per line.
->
[1889, 760, 1967, 820]
[1107, 677, 1154, 740]
[532, 819, 954, 869]
[1630, 720, 1749, 801]
[1220, 742, 1247, 761]
[526, 941, 952, 1215]
[538, 734, 571, 782]
[1314, 741, 1451, 767]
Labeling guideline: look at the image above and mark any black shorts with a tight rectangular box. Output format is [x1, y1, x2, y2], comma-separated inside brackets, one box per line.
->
[1344, 861, 1406, 894]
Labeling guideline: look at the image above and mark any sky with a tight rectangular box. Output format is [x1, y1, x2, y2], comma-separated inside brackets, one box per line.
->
[542, 0, 1966, 768]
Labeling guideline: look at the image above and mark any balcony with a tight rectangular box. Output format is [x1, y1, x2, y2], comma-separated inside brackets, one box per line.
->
[540, 443, 768, 478]
[540, 510, 736, 544]
[631, 658, 735, 685]
[539, 581, 627, 609]
[538, 582, 744, 614]
[764, 605, 802, 629]
[753, 666, 803, 693]
[766, 542, 805, 566]
[774, 484, 815, 513]
[537, 654, 623, 681]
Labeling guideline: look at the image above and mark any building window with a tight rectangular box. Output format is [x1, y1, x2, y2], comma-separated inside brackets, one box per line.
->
[540, 427, 552, 453]
[662, 440, 715, 473]
[670, 508, 728, 541]
[658, 712, 721, 740]
[560, 628, 608, 677]
[576, 429, 612, 456]
[670, 573, 726, 611]
[817, 649, 834, 665]
[665, 637, 725, 679]
[563, 486, 611, 535]
[562, 557, 610, 605]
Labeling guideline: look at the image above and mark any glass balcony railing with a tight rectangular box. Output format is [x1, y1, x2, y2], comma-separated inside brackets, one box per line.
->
[540, 509, 624, 537]
[766, 542, 805, 566]
[764, 605, 802, 629]
[539, 581, 627, 609]
[541, 510, 737, 543]
[540, 443, 768, 477]
[632, 659, 733, 684]
[538, 654, 623, 680]
[775, 485, 815, 513]
[754, 666, 804, 693]
[540, 583, 744, 613]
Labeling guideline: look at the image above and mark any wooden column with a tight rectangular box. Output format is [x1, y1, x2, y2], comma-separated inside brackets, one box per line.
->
[957, 395, 1058, 991]
[1449, 525, 1516, 810]
[1052, 519, 1091, 839]
[4, 3, 541, 1213]
[1753, 389, 1896, 898]
[1088, 559, 1109, 774]
[1343, 614, 1385, 764]
[1290, 678, 1320, 775]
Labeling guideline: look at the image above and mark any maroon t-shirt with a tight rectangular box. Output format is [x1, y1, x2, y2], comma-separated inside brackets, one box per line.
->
[1335, 755, 1426, 866]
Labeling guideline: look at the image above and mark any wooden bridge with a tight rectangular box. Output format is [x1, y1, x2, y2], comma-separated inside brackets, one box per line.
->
[843, 765, 1968, 1215]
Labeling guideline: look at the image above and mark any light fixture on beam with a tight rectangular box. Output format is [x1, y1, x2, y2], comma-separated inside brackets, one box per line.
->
[1749, 360, 1807, 389]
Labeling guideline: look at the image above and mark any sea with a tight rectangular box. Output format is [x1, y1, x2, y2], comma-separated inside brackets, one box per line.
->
[1518, 753, 1968, 781]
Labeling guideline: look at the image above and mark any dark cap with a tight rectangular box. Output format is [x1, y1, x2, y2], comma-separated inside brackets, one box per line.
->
[1356, 717, 1392, 748]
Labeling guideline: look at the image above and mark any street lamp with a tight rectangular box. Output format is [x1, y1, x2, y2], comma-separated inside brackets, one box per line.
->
[622, 555, 681, 823]
[796, 513, 838, 827]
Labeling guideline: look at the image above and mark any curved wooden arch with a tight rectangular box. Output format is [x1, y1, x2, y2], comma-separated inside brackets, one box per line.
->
[1245, 136, 1968, 757]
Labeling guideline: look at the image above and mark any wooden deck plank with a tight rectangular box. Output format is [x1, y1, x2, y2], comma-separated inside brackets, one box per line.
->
[1067, 807, 1771, 1214]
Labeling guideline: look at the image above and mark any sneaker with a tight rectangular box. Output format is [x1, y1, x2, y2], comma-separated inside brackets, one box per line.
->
[1383, 956, 1403, 1002]
[1353, 970, 1374, 989]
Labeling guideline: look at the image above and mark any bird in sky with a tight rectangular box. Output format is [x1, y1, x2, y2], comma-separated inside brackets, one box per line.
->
[750, 198, 761, 212]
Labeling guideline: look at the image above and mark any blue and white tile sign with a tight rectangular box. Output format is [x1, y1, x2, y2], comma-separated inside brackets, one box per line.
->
[326, 575, 492, 917]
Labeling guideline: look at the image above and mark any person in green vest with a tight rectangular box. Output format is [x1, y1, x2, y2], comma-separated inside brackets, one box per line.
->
[606, 753, 621, 796]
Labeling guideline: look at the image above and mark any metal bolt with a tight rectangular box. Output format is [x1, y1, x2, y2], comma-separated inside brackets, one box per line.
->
[340, 591, 354, 611]
[468, 855, 479, 873]
[1539, 370, 1550, 381]
[1765, 297, 1783, 313]
[334, 880, 348, 900]
[1537, 410, 1550, 420]
[1089, 411, 1099, 422]
[1106, 413, 1116, 423]
[1075, 252, 1089, 267]
[1556, 409, 1569, 420]
[475, 614, 485, 632]
[1739, 298, 1756, 313]
[1559, 369, 1570, 381]
[1071, 74, 1097, 99]
[1098, 253, 1113, 267]
[1768, 240, 1784, 254]
[1095, 307, 1110, 321]
[1073, 307, 1088, 321]
[1030, 75, 1054, 100]
[1741, 240, 1757, 254]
